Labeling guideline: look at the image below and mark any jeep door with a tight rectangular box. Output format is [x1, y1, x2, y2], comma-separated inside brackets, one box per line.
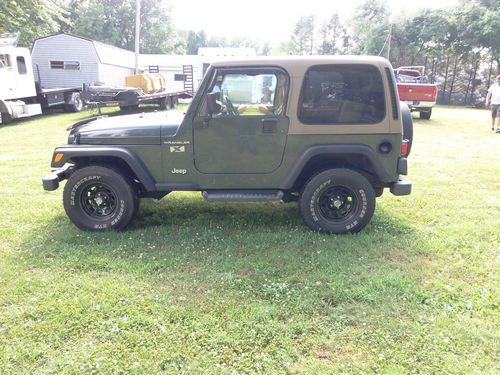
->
[193, 67, 289, 174]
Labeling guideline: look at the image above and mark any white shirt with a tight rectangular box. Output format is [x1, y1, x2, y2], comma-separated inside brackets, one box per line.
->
[487, 83, 500, 105]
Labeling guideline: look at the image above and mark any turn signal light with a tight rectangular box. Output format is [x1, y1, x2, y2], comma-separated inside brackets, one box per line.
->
[54, 153, 64, 163]
[401, 141, 409, 157]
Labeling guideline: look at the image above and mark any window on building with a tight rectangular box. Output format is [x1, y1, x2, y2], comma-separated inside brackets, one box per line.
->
[64, 61, 80, 70]
[50, 61, 80, 70]
[299, 64, 386, 124]
[16, 56, 27, 74]
[50, 61, 64, 69]
[174, 74, 186, 81]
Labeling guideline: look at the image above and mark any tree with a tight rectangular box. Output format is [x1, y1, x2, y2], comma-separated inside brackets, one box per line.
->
[349, 0, 390, 55]
[0, 0, 70, 47]
[259, 42, 272, 56]
[291, 15, 315, 55]
[70, 0, 180, 54]
[186, 30, 207, 55]
[317, 13, 347, 55]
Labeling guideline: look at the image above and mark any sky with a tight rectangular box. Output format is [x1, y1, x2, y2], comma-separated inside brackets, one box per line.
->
[170, 0, 460, 45]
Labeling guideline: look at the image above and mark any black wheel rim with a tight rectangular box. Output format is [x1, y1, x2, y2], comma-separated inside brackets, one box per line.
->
[318, 186, 358, 221]
[80, 183, 117, 218]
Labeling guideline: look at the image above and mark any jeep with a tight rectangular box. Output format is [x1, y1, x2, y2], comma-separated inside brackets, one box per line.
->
[43, 56, 413, 234]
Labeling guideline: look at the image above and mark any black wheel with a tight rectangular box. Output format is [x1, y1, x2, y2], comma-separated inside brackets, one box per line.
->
[63, 166, 139, 231]
[400, 102, 413, 155]
[65, 92, 84, 113]
[159, 97, 171, 110]
[1, 111, 12, 124]
[300, 169, 376, 234]
[419, 109, 432, 120]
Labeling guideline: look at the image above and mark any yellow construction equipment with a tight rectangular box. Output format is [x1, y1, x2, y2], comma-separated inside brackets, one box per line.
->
[125, 74, 167, 94]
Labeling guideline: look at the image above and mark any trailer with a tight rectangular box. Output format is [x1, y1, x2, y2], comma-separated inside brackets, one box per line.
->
[82, 83, 192, 111]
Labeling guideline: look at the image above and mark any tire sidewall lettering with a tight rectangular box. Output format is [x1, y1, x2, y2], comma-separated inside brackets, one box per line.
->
[310, 179, 332, 222]
[70, 175, 102, 206]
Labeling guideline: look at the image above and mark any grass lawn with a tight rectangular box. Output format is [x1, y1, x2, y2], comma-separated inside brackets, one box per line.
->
[0, 106, 498, 373]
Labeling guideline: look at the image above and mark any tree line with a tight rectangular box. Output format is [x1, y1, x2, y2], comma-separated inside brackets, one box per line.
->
[1, 0, 498, 105]
[283, 0, 499, 105]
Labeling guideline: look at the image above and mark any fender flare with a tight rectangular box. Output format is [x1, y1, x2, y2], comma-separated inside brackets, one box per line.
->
[51, 146, 157, 191]
[279, 144, 392, 190]
[400, 101, 413, 155]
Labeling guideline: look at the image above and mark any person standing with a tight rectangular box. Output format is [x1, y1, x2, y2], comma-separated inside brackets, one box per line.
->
[486, 75, 500, 132]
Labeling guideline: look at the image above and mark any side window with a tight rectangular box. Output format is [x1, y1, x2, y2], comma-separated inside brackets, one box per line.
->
[16, 56, 27, 74]
[208, 70, 287, 116]
[299, 64, 386, 124]
[1, 54, 11, 69]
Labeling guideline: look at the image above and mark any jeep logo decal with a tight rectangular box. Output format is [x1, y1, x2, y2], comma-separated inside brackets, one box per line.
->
[171, 168, 187, 174]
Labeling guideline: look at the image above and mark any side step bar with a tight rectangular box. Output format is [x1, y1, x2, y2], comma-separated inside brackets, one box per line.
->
[202, 190, 284, 202]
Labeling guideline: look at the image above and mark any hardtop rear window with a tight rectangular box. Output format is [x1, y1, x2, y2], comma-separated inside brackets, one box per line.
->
[298, 64, 386, 125]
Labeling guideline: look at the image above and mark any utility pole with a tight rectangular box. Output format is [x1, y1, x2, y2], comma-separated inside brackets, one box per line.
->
[386, 23, 392, 60]
[134, 0, 141, 74]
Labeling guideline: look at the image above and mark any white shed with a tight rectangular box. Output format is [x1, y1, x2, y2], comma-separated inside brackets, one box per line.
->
[31, 33, 135, 89]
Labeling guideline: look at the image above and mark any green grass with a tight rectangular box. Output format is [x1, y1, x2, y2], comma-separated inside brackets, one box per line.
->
[0, 106, 498, 373]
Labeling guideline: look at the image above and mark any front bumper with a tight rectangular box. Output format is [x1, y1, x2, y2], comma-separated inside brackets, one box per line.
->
[42, 165, 73, 191]
[390, 178, 412, 196]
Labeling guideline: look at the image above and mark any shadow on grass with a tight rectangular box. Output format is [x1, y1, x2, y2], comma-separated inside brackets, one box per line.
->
[15, 198, 433, 371]
[24, 196, 427, 278]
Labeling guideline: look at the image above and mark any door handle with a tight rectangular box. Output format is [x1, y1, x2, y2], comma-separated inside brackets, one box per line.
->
[202, 116, 211, 128]
[261, 119, 277, 133]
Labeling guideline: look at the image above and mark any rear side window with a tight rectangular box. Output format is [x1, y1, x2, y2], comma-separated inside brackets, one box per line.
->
[299, 64, 386, 124]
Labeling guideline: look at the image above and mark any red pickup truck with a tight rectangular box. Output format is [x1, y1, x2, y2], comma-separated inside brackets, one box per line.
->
[394, 66, 438, 120]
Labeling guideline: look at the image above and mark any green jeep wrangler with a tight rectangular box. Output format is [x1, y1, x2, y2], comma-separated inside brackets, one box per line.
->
[43, 56, 412, 234]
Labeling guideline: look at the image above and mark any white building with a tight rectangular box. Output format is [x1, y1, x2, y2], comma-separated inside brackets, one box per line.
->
[31, 33, 257, 93]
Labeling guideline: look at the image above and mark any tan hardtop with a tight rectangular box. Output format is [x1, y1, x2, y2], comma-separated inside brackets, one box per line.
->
[210, 55, 392, 75]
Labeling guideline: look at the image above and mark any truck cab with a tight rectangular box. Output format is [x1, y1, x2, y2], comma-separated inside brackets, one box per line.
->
[0, 33, 43, 122]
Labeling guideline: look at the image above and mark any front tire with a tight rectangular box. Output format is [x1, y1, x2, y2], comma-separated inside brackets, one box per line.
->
[300, 169, 376, 234]
[63, 166, 138, 231]
[1, 111, 12, 124]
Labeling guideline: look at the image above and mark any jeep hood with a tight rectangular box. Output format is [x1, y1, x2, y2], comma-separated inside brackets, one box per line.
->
[69, 110, 185, 145]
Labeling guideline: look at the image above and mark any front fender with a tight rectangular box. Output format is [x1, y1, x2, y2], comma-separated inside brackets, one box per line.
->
[50, 146, 157, 191]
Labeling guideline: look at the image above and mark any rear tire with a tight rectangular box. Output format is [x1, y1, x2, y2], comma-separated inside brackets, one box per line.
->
[65, 92, 84, 113]
[300, 169, 376, 234]
[159, 96, 171, 110]
[419, 109, 432, 120]
[63, 166, 138, 231]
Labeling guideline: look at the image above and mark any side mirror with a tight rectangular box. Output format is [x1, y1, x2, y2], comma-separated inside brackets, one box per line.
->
[206, 92, 221, 115]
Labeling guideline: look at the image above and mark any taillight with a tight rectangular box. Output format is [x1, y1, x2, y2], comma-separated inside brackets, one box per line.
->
[401, 140, 409, 156]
